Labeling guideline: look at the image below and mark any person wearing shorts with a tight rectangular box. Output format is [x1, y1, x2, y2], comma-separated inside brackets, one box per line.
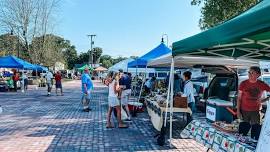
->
[55, 71, 63, 96]
[81, 67, 93, 112]
[119, 71, 132, 121]
[105, 72, 128, 128]
[237, 66, 270, 140]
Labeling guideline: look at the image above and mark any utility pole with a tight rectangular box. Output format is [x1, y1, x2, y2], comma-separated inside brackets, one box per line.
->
[87, 34, 96, 68]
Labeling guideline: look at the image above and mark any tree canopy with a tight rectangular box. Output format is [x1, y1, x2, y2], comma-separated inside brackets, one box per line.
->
[191, 0, 258, 30]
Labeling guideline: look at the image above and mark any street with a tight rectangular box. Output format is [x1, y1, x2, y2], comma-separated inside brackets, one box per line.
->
[0, 80, 208, 152]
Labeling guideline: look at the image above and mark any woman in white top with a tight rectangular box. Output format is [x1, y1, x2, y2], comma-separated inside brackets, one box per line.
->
[106, 72, 128, 128]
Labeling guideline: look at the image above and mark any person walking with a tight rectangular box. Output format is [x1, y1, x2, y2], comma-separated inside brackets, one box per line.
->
[45, 71, 54, 96]
[119, 71, 132, 121]
[55, 71, 63, 96]
[12, 72, 19, 92]
[182, 71, 195, 124]
[81, 67, 93, 112]
[237, 66, 270, 140]
[21, 71, 28, 92]
[105, 72, 128, 128]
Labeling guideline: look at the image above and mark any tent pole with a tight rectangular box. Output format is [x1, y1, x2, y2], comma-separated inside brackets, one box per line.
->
[164, 60, 172, 126]
[169, 57, 174, 147]
[22, 68, 25, 93]
[36, 68, 38, 90]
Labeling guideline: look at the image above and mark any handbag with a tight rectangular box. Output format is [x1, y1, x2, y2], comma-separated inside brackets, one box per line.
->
[121, 105, 128, 120]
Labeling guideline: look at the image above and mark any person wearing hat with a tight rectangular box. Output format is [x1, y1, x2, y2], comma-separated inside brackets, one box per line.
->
[237, 66, 270, 140]
[81, 67, 94, 112]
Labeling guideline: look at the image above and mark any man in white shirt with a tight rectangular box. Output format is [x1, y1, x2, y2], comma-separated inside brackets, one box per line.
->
[182, 71, 195, 123]
[45, 71, 54, 96]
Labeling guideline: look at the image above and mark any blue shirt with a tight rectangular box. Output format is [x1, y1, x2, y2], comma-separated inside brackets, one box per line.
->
[119, 74, 131, 89]
[81, 73, 93, 92]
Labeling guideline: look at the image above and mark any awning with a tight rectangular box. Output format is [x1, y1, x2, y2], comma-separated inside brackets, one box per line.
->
[128, 43, 171, 68]
[172, 0, 270, 60]
[34, 64, 48, 72]
[148, 56, 259, 68]
[94, 66, 108, 72]
[0, 55, 35, 69]
[77, 65, 93, 71]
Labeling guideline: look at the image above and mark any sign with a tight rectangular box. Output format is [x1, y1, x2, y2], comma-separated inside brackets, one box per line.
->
[206, 106, 216, 121]
[256, 101, 270, 152]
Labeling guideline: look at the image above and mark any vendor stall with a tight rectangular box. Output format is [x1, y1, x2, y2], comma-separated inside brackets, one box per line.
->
[164, 0, 270, 151]
[145, 93, 192, 131]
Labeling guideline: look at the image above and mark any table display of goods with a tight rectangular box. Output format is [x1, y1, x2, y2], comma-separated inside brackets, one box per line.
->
[212, 121, 239, 133]
[180, 120, 257, 152]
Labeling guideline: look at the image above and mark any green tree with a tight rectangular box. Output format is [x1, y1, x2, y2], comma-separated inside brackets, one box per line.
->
[31, 34, 77, 67]
[191, 0, 258, 30]
[63, 45, 78, 70]
[100, 55, 113, 68]
[77, 52, 89, 64]
[90, 47, 103, 64]
[113, 56, 128, 65]
[0, 33, 23, 56]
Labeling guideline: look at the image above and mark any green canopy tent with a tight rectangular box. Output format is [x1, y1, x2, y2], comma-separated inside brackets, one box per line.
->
[164, 0, 270, 148]
[77, 65, 93, 71]
[172, 0, 270, 60]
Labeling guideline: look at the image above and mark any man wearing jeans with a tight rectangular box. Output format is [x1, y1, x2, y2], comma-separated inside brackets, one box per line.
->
[81, 67, 93, 112]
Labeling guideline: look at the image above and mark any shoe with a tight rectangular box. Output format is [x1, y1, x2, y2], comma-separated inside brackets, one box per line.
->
[83, 109, 90, 112]
[118, 124, 129, 128]
[124, 118, 132, 122]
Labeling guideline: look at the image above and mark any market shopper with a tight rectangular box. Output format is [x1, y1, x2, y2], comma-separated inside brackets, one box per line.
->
[45, 70, 54, 96]
[12, 72, 20, 92]
[237, 66, 270, 140]
[144, 76, 156, 94]
[55, 71, 63, 96]
[81, 67, 93, 112]
[21, 71, 28, 91]
[182, 71, 195, 123]
[105, 71, 128, 128]
[119, 71, 132, 121]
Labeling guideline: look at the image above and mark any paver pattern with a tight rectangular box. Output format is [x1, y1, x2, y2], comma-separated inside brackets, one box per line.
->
[0, 80, 209, 152]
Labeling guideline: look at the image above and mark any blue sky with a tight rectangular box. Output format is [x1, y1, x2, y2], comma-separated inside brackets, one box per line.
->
[58, 0, 201, 57]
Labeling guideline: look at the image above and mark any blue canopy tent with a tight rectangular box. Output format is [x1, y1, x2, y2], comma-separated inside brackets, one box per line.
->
[34, 64, 48, 72]
[128, 42, 172, 68]
[127, 42, 171, 104]
[0, 55, 35, 69]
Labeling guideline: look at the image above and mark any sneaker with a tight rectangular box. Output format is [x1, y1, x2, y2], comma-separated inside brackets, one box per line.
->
[124, 118, 132, 122]
[83, 109, 90, 112]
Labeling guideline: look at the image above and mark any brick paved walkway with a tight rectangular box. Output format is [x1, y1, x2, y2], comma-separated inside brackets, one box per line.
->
[0, 80, 209, 152]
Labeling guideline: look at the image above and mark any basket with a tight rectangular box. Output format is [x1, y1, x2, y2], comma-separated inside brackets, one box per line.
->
[173, 96, 188, 108]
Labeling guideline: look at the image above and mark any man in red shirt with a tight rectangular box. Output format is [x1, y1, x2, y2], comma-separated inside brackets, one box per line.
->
[55, 71, 63, 96]
[12, 72, 20, 92]
[237, 66, 270, 140]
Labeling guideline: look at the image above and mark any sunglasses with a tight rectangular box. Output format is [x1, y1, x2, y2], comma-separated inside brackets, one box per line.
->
[248, 71, 259, 75]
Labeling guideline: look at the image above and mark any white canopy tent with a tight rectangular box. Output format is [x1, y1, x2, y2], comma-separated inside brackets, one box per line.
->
[147, 55, 259, 147]
[148, 55, 259, 68]
[108, 58, 156, 75]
